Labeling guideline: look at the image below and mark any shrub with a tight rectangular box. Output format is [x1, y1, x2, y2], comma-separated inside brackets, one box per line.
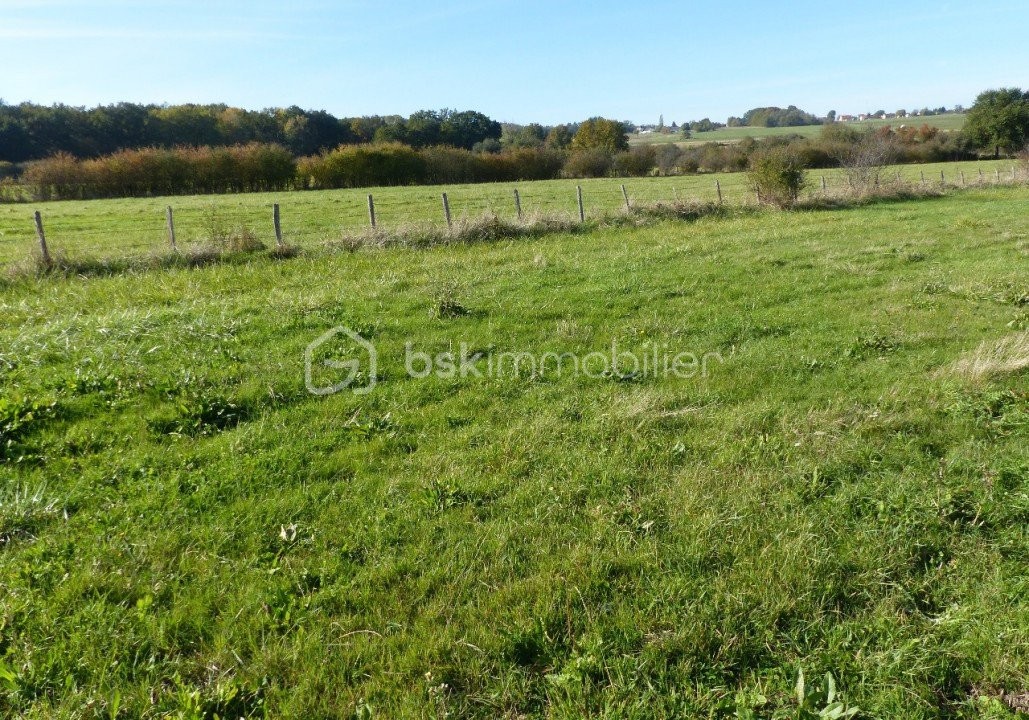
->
[422, 146, 483, 184]
[835, 134, 897, 190]
[22, 152, 81, 200]
[611, 146, 655, 177]
[563, 149, 613, 178]
[479, 148, 565, 182]
[653, 144, 684, 174]
[21, 144, 295, 200]
[748, 146, 807, 207]
[302, 143, 427, 189]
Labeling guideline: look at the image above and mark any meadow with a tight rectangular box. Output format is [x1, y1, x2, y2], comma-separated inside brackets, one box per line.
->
[0, 178, 1027, 717]
[629, 114, 968, 147]
[0, 156, 1016, 268]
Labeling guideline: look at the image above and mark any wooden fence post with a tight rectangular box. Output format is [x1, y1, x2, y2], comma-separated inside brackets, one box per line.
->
[820, 176, 826, 192]
[940, 170, 945, 184]
[513, 188, 522, 220]
[996, 168, 1001, 182]
[716, 179, 723, 204]
[441, 192, 452, 228]
[166, 206, 177, 251]
[1012, 166, 1017, 180]
[272, 203, 283, 247]
[621, 184, 630, 210]
[33, 210, 51, 266]
[367, 194, 376, 229]
[979, 168, 984, 183]
[576, 185, 585, 223]
[960, 171, 965, 186]
[920, 170, 925, 185]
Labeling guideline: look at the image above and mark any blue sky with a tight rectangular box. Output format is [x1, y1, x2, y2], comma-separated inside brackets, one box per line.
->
[2, 0, 1027, 125]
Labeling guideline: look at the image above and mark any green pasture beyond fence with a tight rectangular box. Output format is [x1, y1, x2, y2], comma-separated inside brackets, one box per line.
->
[0, 159, 1023, 269]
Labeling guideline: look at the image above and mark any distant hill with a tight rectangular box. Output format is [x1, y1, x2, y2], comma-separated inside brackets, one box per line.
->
[629, 113, 967, 147]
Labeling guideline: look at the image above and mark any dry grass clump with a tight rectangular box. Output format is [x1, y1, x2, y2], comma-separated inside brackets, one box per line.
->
[946, 332, 1029, 382]
[330, 212, 586, 252]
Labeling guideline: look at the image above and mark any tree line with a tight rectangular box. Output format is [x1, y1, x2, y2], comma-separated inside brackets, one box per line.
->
[0, 102, 506, 162]
[13, 118, 625, 200]
[2, 89, 1026, 201]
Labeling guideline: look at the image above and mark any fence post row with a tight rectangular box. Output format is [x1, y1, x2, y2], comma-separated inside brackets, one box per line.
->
[272, 203, 283, 247]
[166, 206, 176, 251]
[27, 164, 1022, 263]
[33, 210, 52, 266]
[441, 192, 452, 228]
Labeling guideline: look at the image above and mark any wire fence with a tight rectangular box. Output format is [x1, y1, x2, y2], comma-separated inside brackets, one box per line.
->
[0, 159, 1024, 271]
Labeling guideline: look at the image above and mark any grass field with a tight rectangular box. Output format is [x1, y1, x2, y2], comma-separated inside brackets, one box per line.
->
[629, 114, 968, 147]
[0, 157, 1019, 269]
[1, 183, 1027, 717]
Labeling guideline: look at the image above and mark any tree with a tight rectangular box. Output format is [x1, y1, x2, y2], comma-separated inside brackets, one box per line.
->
[439, 110, 501, 150]
[826, 110, 836, 123]
[690, 118, 720, 133]
[403, 110, 443, 148]
[544, 124, 574, 149]
[349, 116, 386, 143]
[740, 106, 821, 128]
[571, 118, 629, 153]
[964, 87, 1029, 158]
[501, 123, 546, 149]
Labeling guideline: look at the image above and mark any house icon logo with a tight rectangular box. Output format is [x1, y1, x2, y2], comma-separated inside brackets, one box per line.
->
[304, 326, 377, 396]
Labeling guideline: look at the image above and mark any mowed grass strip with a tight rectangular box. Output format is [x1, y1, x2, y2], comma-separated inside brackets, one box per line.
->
[0, 187, 1027, 717]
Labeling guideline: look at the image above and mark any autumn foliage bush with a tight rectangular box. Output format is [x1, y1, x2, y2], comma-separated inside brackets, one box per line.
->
[298, 145, 566, 189]
[23, 144, 295, 200]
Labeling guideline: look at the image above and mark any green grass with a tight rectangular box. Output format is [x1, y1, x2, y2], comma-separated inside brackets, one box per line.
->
[0, 156, 1019, 268]
[1, 186, 1028, 718]
[630, 114, 968, 146]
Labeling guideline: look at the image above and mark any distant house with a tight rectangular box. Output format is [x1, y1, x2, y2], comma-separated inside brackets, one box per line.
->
[839, 114, 856, 122]
[858, 114, 870, 121]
